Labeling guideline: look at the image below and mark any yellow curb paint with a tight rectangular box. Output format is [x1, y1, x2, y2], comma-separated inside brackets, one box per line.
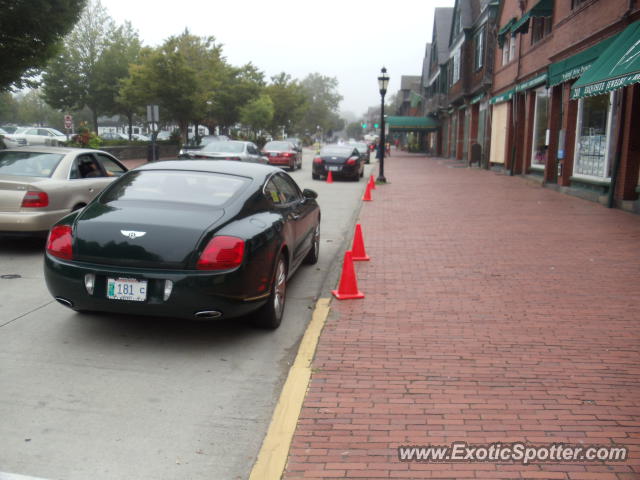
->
[249, 297, 331, 480]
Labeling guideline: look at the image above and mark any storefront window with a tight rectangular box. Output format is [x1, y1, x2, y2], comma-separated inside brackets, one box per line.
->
[574, 93, 614, 178]
[451, 115, 458, 158]
[442, 119, 449, 156]
[478, 102, 487, 155]
[531, 87, 550, 169]
[463, 108, 470, 159]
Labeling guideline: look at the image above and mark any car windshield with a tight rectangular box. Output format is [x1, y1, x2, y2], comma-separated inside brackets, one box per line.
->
[202, 141, 244, 153]
[264, 142, 292, 151]
[14, 127, 29, 134]
[101, 170, 250, 207]
[0, 151, 64, 177]
[321, 146, 352, 156]
[49, 129, 65, 136]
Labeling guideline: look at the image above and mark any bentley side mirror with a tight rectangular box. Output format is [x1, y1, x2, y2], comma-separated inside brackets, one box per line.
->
[302, 188, 318, 200]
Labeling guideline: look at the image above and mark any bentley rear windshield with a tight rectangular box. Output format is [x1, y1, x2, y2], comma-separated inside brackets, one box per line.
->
[101, 170, 250, 207]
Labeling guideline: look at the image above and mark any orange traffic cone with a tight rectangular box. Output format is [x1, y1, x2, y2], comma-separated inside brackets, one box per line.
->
[369, 175, 376, 190]
[326, 171, 333, 183]
[331, 251, 365, 299]
[351, 224, 370, 261]
[362, 182, 372, 201]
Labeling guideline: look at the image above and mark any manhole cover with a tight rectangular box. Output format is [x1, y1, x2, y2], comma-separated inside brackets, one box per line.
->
[1, 274, 21, 279]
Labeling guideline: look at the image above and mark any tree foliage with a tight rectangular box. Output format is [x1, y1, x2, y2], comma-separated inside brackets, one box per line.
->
[239, 94, 274, 134]
[265, 73, 308, 136]
[0, 0, 87, 91]
[42, 0, 116, 130]
[299, 73, 343, 135]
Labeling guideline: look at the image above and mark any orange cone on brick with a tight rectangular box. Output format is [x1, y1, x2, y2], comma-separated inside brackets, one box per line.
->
[326, 171, 333, 183]
[369, 175, 376, 190]
[331, 251, 365, 299]
[351, 224, 370, 261]
[362, 182, 372, 201]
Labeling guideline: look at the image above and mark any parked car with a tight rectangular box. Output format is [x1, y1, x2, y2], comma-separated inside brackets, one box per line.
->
[284, 137, 302, 152]
[0, 147, 128, 236]
[312, 144, 365, 181]
[182, 140, 267, 164]
[349, 141, 371, 164]
[8, 127, 68, 146]
[262, 141, 302, 170]
[100, 132, 129, 141]
[130, 133, 150, 141]
[0, 127, 27, 148]
[43, 160, 321, 329]
[177, 135, 229, 157]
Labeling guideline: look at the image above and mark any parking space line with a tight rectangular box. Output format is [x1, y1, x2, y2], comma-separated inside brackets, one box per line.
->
[249, 297, 331, 480]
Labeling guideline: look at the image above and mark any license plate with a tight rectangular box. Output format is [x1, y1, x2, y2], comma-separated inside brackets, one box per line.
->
[328, 166, 341, 171]
[107, 277, 147, 302]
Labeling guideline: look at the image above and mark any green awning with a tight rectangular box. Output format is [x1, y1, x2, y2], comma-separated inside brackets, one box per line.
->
[470, 93, 485, 105]
[547, 35, 618, 87]
[515, 72, 547, 91]
[571, 20, 640, 99]
[386, 116, 440, 131]
[489, 89, 514, 104]
[497, 18, 516, 48]
[512, 0, 554, 35]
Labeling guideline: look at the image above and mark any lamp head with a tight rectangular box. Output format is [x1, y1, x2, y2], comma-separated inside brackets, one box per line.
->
[378, 67, 389, 96]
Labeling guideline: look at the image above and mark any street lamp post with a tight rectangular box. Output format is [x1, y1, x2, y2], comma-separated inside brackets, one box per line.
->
[377, 67, 390, 183]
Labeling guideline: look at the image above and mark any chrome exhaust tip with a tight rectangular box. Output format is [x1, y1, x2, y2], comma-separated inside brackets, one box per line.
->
[55, 297, 74, 308]
[194, 310, 222, 320]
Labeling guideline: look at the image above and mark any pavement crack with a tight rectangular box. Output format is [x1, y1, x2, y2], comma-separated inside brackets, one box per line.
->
[0, 301, 54, 328]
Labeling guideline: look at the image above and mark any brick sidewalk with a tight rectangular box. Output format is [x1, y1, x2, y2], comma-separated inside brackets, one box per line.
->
[284, 153, 640, 479]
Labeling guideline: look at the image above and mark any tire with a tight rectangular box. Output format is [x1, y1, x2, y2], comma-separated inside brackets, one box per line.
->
[252, 254, 287, 329]
[312, 172, 319, 180]
[303, 223, 320, 265]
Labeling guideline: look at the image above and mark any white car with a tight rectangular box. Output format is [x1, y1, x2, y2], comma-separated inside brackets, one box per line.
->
[9, 127, 68, 146]
[0, 127, 27, 148]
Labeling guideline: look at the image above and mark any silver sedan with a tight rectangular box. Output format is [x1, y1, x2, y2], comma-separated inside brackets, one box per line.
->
[0, 147, 127, 235]
[183, 140, 267, 164]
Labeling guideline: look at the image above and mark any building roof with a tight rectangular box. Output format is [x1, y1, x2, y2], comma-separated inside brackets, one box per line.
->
[433, 7, 454, 66]
[421, 42, 432, 88]
[450, 0, 483, 45]
[400, 75, 422, 91]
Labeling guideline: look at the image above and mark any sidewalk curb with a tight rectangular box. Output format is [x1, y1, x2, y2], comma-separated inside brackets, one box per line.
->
[248, 298, 331, 480]
[249, 164, 375, 479]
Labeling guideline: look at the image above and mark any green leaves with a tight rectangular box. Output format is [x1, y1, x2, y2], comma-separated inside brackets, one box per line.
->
[0, 0, 87, 91]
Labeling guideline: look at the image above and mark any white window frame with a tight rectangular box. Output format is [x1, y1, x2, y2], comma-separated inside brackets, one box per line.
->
[530, 87, 550, 171]
[572, 91, 617, 180]
[502, 43, 509, 65]
[509, 34, 517, 62]
[452, 48, 461, 84]
[475, 28, 484, 70]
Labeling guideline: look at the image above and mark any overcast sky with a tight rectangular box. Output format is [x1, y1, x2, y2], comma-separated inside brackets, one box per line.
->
[101, 0, 454, 117]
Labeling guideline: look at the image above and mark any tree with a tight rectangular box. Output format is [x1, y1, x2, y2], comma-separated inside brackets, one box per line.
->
[94, 22, 141, 117]
[42, 0, 116, 131]
[239, 95, 274, 136]
[0, 93, 19, 124]
[119, 42, 199, 142]
[265, 73, 308, 136]
[299, 73, 343, 136]
[346, 121, 364, 140]
[213, 63, 265, 133]
[0, 0, 87, 91]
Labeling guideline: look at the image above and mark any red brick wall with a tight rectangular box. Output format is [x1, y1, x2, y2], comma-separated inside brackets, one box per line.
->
[493, 0, 638, 93]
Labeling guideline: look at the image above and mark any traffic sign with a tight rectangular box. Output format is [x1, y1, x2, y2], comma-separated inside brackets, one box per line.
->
[64, 115, 72, 129]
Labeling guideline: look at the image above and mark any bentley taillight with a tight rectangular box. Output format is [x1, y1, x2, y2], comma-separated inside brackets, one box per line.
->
[346, 157, 357, 165]
[22, 191, 49, 208]
[197, 236, 245, 270]
[313, 157, 322, 164]
[46, 225, 73, 260]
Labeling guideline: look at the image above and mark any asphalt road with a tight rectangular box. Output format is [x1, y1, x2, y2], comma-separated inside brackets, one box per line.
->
[0, 149, 374, 480]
